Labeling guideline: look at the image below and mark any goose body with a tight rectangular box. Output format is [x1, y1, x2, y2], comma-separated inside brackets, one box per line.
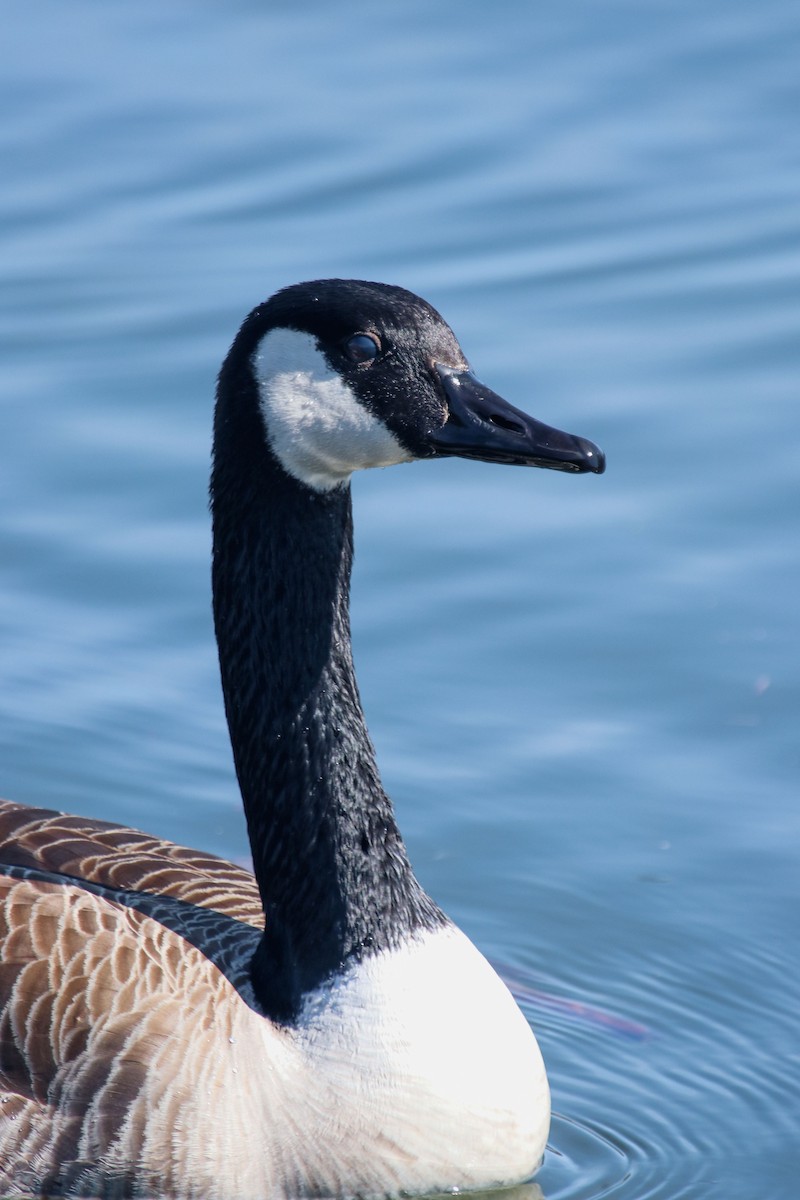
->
[0, 280, 604, 1199]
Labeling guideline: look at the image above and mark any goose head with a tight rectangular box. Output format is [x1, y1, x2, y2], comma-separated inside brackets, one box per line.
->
[216, 278, 605, 492]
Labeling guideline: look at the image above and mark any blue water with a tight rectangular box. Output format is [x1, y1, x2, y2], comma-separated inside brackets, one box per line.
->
[2, 1, 799, 1197]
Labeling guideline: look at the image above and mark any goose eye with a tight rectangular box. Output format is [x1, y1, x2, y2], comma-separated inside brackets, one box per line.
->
[344, 333, 381, 363]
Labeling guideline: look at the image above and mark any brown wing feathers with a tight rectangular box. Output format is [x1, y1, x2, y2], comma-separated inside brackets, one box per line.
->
[0, 800, 263, 927]
[0, 800, 265, 1194]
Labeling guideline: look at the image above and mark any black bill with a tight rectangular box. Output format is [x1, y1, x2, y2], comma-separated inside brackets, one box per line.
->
[431, 365, 605, 475]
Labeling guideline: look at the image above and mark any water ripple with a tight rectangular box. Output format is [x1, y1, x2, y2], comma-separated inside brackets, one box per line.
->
[538, 1115, 628, 1200]
[502, 918, 800, 1199]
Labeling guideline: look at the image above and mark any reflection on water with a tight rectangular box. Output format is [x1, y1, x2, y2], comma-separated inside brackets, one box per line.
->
[2, 0, 799, 1197]
[427, 1186, 544, 1200]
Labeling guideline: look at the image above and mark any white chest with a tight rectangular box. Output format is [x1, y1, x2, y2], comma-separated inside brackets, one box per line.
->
[175, 925, 549, 1199]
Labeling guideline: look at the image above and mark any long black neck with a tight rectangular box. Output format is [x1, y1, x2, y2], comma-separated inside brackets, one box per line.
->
[211, 373, 443, 1021]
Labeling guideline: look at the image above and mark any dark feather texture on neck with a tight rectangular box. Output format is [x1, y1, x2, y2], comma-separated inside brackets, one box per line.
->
[211, 339, 444, 1022]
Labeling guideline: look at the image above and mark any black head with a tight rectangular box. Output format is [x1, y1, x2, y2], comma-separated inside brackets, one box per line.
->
[216, 279, 605, 492]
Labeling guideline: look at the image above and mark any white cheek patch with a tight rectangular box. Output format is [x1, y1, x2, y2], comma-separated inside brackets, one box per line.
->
[253, 328, 413, 492]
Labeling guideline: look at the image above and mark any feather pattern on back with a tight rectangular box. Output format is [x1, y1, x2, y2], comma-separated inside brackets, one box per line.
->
[0, 800, 270, 1197]
[0, 875, 259, 1196]
[0, 801, 262, 927]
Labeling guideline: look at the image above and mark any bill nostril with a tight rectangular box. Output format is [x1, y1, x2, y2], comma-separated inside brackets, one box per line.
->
[487, 412, 525, 435]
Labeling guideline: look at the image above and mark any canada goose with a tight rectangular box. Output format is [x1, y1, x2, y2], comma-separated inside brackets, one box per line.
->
[0, 279, 604, 1199]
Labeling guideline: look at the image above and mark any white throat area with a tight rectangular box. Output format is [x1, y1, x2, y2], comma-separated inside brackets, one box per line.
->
[253, 327, 414, 491]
